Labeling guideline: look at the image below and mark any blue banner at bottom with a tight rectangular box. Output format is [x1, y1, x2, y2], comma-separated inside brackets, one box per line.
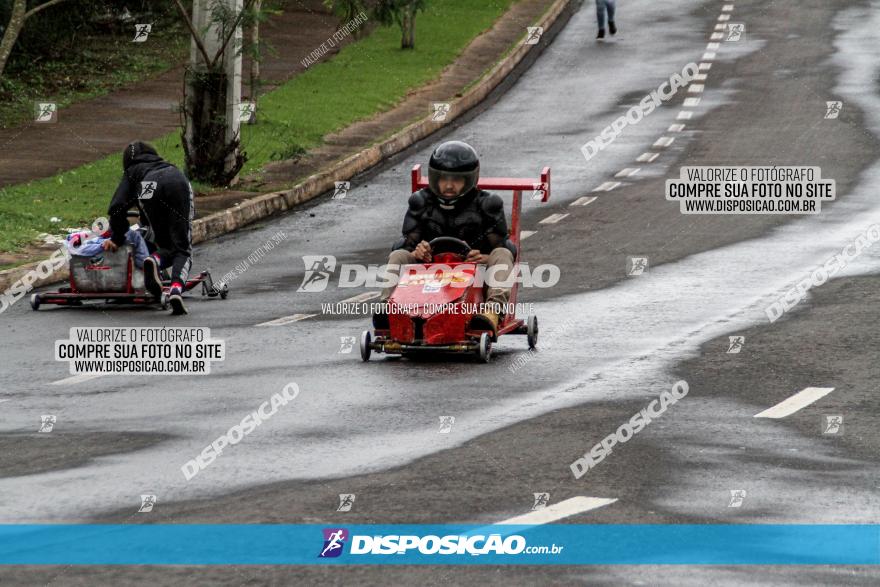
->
[0, 524, 877, 565]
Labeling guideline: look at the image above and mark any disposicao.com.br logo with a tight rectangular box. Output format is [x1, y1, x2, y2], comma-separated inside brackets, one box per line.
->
[318, 528, 563, 558]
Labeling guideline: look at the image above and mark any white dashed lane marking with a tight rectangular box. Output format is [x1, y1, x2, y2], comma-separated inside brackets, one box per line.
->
[683, 97, 701, 107]
[539, 213, 569, 224]
[521, 230, 537, 240]
[706, 42, 720, 50]
[256, 313, 317, 326]
[592, 181, 621, 192]
[570, 196, 597, 207]
[677, 111, 694, 120]
[667, 124, 685, 132]
[497, 497, 618, 525]
[653, 137, 675, 148]
[718, 13, 730, 21]
[614, 168, 640, 178]
[688, 84, 705, 94]
[714, 23, 725, 31]
[754, 387, 835, 419]
[702, 51, 717, 60]
[722, 4, 734, 11]
[693, 73, 707, 81]
[699, 62, 712, 71]
[710, 32, 724, 40]
[50, 373, 106, 386]
[340, 291, 380, 304]
[637, 152, 659, 163]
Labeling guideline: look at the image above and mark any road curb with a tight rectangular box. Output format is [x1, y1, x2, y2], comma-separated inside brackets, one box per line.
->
[0, 0, 573, 295]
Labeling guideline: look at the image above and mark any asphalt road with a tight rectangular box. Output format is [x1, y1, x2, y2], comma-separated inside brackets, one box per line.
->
[2, 0, 880, 584]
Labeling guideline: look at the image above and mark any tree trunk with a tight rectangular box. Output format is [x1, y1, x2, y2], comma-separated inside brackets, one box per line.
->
[0, 0, 27, 78]
[250, 0, 261, 112]
[401, 3, 415, 49]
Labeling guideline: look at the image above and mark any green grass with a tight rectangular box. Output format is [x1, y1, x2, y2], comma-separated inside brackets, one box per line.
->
[0, 0, 513, 254]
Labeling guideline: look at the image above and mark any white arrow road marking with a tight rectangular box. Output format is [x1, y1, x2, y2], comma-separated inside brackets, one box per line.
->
[340, 291, 380, 304]
[497, 497, 618, 525]
[570, 196, 597, 207]
[539, 213, 569, 224]
[754, 387, 835, 419]
[50, 373, 106, 386]
[256, 313, 317, 326]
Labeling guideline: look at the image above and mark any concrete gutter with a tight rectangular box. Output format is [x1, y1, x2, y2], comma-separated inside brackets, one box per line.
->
[0, 0, 574, 295]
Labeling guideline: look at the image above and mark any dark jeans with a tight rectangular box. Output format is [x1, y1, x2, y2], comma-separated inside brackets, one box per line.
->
[596, 0, 616, 29]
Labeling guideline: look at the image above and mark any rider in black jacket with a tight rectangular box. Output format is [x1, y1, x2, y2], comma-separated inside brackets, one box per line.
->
[376, 141, 516, 333]
[104, 141, 194, 315]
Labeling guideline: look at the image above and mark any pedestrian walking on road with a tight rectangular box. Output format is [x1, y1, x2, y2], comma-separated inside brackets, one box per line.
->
[596, 0, 617, 39]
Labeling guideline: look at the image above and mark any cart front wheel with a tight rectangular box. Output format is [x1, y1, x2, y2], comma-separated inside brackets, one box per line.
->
[478, 332, 492, 363]
[30, 293, 40, 311]
[360, 330, 372, 362]
[527, 314, 538, 349]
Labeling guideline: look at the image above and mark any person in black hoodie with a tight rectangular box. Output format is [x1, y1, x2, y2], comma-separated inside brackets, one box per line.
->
[103, 141, 194, 315]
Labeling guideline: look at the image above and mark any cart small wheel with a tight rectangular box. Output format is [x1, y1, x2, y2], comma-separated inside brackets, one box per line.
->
[160, 293, 168, 311]
[360, 330, 372, 362]
[220, 283, 229, 299]
[30, 293, 40, 311]
[527, 314, 538, 349]
[478, 332, 492, 363]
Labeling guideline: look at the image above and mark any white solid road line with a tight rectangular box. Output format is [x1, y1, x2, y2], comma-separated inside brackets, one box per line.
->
[520, 230, 537, 240]
[614, 168, 640, 178]
[497, 497, 618, 525]
[677, 111, 694, 120]
[636, 152, 659, 163]
[256, 313, 318, 326]
[683, 97, 701, 107]
[593, 181, 621, 192]
[570, 196, 597, 207]
[539, 213, 569, 224]
[653, 137, 675, 148]
[754, 387, 835, 419]
[340, 291, 380, 304]
[50, 373, 106, 386]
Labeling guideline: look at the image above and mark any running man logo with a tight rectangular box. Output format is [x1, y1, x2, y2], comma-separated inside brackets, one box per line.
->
[238, 102, 256, 124]
[728, 489, 747, 508]
[824, 101, 843, 119]
[525, 26, 543, 45]
[138, 494, 157, 513]
[319, 528, 349, 558]
[133, 23, 152, 42]
[822, 414, 843, 435]
[337, 494, 356, 512]
[139, 181, 157, 200]
[725, 23, 744, 41]
[35, 102, 57, 123]
[532, 492, 550, 510]
[332, 181, 350, 200]
[438, 416, 455, 434]
[38, 415, 56, 433]
[627, 256, 649, 276]
[339, 336, 356, 353]
[727, 336, 745, 354]
[298, 256, 337, 292]
[432, 102, 451, 122]
[531, 182, 546, 201]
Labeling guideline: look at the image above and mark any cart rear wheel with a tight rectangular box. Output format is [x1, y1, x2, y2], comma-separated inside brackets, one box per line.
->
[30, 293, 40, 311]
[219, 283, 229, 299]
[527, 314, 538, 349]
[478, 332, 492, 363]
[360, 330, 372, 362]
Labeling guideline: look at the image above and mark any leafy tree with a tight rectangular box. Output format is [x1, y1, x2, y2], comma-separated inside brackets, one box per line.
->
[373, 0, 426, 49]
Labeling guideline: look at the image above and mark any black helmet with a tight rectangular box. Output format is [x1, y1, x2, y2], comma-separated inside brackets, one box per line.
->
[428, 141, 479, 204]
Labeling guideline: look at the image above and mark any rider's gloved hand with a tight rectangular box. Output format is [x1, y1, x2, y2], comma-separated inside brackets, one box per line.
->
[102, 240, 118, 252]
[413, 240, 432, 262]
